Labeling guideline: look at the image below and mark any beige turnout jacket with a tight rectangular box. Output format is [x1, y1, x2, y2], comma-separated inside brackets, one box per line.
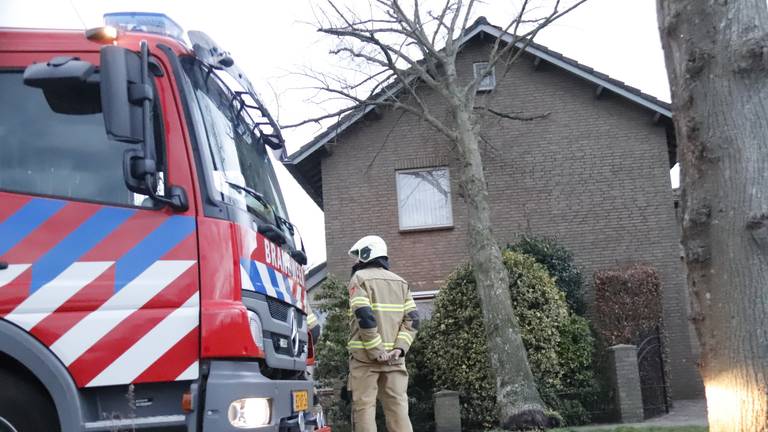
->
[347, 267, 419, 363]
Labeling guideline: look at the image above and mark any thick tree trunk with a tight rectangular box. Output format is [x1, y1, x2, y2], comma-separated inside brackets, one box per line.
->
[452, 105, 555, 429]
[657, 1, 768, 430]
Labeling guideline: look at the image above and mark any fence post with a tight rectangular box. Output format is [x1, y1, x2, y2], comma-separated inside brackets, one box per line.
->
[434, 390, 461, 432]
[609, 344, 644, 423]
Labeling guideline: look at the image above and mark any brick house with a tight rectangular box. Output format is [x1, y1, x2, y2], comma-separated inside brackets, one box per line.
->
[287, 19, 702, 399]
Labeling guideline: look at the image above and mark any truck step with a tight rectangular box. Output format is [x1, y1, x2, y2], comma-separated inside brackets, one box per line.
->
[84, 415, 186, 430]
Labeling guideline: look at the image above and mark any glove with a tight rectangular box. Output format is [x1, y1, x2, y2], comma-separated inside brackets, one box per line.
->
[376, 351, 392, 363]
[387, 348, 404, 364]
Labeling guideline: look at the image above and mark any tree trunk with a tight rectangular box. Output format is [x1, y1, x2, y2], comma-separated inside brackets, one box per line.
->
[657, 1, 768, 430]
[452, 104, 555, 429]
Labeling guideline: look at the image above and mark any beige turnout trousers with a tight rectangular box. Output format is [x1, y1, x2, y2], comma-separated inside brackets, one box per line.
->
[348, 358, 413, 432]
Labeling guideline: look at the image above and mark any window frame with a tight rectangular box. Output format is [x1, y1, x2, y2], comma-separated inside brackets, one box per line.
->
[473, 62, 496, 92]
[0, 68, 168, 210]
[395, 166, 454, 232]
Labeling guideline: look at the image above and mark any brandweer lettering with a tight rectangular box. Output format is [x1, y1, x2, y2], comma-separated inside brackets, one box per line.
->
[264, 239, 306, 285]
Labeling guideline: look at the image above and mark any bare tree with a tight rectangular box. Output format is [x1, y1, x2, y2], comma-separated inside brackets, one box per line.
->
[657, 1, 768, 431]
[284, 0, 586, 428]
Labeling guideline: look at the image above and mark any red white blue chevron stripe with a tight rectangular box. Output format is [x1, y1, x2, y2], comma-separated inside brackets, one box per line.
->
[0, 194, 199, 388]
[240, 258, 306, 310]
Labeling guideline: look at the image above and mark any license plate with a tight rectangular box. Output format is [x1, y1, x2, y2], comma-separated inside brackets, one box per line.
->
[292, 390, 308, 412]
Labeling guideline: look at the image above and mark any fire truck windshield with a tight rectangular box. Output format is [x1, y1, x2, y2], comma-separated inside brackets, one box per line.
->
[180, 57, 291, 238]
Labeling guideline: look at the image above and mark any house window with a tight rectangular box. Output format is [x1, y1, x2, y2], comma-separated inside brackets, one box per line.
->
[473, 62, 496, 91]
[396, 167, 453, 230]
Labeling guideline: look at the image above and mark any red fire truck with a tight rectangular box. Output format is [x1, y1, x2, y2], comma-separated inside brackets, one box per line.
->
[0, 12, 329, 432]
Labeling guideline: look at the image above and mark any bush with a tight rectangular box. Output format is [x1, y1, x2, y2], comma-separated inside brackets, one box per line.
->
[593, 265, 668, 416]
[425, 250, 597, 430]
[406, 326, 436, 431]
[313, 277, 352, 430]
[510, 235, 587, 315]
[593, 265, 662, 346]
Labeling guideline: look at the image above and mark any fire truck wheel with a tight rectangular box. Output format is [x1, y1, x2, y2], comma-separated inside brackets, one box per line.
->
[0, 368, 60, 432]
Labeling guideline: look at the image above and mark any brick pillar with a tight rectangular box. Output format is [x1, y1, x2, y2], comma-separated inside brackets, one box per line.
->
[609, 344, 644, 423]
[434, 390, 461, 432]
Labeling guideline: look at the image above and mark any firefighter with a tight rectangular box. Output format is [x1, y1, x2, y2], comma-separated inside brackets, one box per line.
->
[346, 235, 418, 432]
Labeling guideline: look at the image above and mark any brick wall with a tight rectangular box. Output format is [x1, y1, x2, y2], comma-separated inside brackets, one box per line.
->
[319, 40, 702, 399]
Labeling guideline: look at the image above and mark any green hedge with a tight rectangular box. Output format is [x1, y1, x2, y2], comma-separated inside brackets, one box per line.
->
[424, 250, 597, 430]
[593, 265, 662, 346]
[312, 277, 353, 431]
[510, 235, 587, 316]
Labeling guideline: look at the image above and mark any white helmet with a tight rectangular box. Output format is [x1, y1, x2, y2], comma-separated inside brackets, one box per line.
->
[348, 235, 387, 263]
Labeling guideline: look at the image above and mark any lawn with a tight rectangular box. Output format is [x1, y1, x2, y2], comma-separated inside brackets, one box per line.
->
[551, 427, 707, 432]
[485, 427, 707, 432]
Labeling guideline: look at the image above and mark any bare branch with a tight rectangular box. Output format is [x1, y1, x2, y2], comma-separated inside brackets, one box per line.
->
[474, 106, 551, 122]
[282, 65, 455, 140]
[388, 0, 445, 61]
[455, 0, 477, 49]
[445, 0, 464, 55]
[280, 104, 365, 129]
[319, 26, 445, 95]
[429, 0, 452, 47]
[365, 110, 407, 174]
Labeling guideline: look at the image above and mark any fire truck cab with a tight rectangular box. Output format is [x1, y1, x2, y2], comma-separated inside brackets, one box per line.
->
[0, 13, 327, 432]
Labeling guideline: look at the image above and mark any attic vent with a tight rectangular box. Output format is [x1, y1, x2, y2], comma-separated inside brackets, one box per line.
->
[473, 62, 496, 92]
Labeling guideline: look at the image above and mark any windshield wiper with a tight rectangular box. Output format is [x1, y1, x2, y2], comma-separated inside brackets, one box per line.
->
[226, 181, 271, 210]
[226, 181, 288, 245]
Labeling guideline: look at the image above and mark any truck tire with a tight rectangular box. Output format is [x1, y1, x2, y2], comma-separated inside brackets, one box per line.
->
[0, 368, 60, 432]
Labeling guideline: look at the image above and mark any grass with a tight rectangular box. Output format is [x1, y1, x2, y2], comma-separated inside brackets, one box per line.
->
[485, 427, 707, 432]
[552, 427, 708, 432]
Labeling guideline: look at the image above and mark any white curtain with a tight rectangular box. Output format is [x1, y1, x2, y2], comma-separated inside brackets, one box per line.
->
[396, 168, 452, 229]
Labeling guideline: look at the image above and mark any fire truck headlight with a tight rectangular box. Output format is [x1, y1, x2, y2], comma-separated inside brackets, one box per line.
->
[228, 398, 271, 428]
[247, 310, 264, 351]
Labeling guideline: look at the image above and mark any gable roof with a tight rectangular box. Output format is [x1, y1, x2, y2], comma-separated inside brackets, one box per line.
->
[285, 17, 673, 208]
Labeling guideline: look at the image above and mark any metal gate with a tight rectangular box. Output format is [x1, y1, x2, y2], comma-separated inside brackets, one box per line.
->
[636, 326, 670, 419]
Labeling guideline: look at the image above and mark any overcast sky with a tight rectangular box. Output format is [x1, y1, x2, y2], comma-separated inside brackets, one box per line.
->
[0, 0, 678, 267]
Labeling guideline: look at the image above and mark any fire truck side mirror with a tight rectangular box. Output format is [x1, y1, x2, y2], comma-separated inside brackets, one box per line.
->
[99, 45, 145, 144]
[23, 57, 101, 115]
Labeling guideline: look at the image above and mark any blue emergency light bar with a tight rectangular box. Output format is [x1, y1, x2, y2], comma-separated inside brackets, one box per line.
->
[104, 12, 185, 41]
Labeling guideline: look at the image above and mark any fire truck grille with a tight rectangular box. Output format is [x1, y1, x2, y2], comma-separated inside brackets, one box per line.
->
[266, 298, 304, 328]
[267, 298, 291, 321]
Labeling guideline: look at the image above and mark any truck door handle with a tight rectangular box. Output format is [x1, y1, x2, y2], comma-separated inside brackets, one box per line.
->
[0, 261, 8, 270]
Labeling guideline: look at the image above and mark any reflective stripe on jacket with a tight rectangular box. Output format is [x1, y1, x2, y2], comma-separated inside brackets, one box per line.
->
[347, 267, 419, 362]
[306, 303, 321, 345]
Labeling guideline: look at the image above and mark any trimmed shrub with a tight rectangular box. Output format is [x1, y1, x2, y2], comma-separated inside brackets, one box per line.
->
[593, 265, 663, 346]
[510, 235, 587, 315]
[425, 250, 596, 430]
[593, 265, 669, 418]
